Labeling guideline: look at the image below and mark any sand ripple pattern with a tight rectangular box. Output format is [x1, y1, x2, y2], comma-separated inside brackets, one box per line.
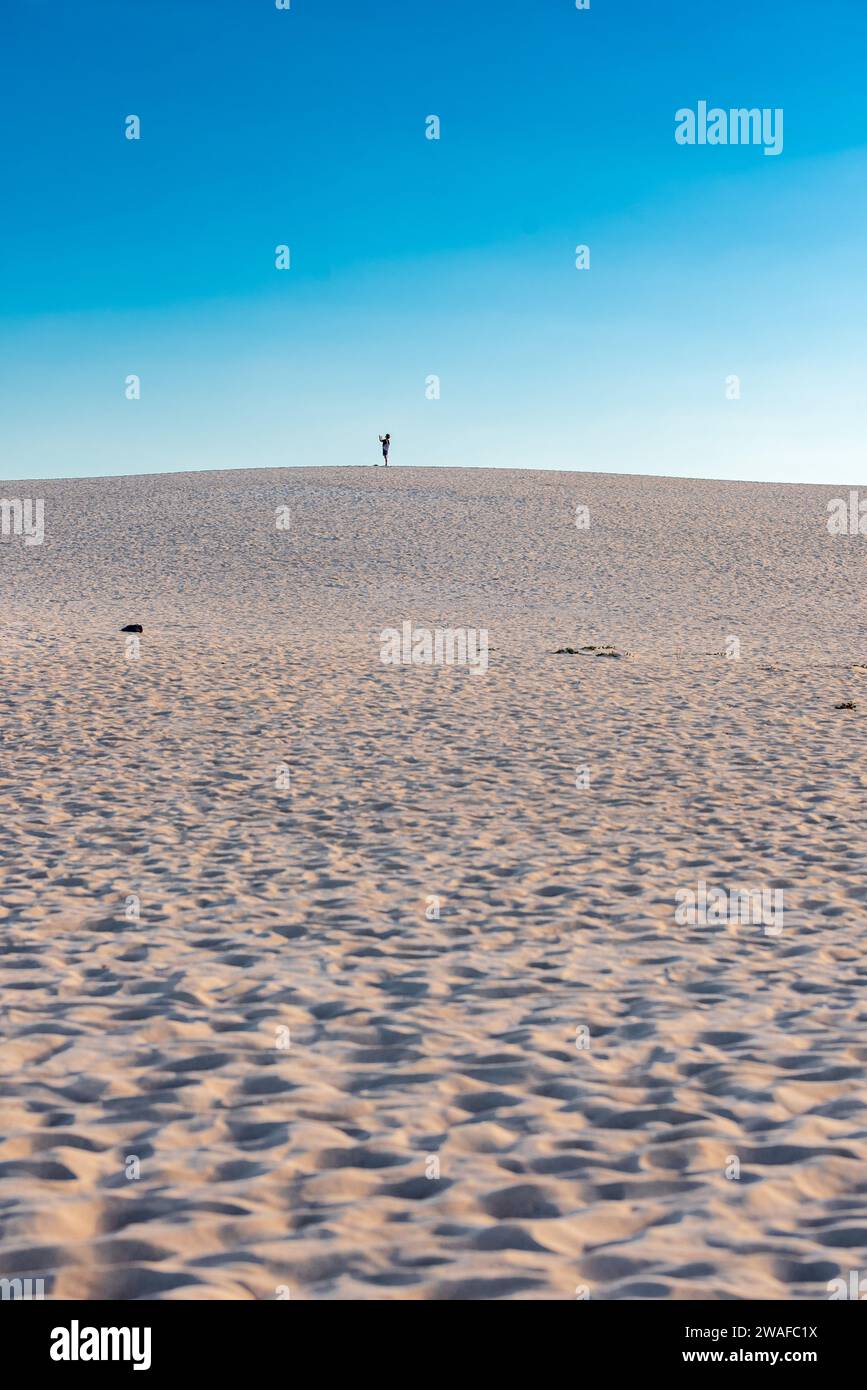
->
[1, 466, 866, 1298]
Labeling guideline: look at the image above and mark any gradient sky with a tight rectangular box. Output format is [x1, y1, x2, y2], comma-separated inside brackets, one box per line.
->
[2, 0, 867, 483]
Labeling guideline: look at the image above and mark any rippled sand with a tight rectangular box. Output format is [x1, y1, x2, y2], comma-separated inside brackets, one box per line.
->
[1, 465, 865, 1300]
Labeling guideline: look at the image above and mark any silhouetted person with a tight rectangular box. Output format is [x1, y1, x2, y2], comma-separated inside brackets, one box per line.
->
[378, 433, 391, 465]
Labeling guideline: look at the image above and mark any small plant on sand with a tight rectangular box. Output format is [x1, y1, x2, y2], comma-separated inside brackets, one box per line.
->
[554, 644, 622, 657]
[835, 701, 857, 710]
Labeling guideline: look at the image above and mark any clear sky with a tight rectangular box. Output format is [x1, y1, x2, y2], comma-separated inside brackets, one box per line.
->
[2, 0, 866, 483]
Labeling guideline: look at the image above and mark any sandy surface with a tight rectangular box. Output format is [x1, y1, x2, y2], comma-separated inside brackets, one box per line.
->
[1, 463, 866, 1300]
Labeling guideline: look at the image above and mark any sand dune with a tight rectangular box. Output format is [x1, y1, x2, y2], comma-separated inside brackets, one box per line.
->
[1, 464, 866, 1299]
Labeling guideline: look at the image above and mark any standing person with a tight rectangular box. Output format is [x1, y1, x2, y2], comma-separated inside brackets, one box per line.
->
[378, 433, 391, 465]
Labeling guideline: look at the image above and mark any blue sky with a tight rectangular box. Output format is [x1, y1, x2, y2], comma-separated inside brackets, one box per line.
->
[2, 0, 866, 483]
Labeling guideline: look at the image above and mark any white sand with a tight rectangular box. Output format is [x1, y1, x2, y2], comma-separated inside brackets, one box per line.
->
[0, 464, 865, 1300]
